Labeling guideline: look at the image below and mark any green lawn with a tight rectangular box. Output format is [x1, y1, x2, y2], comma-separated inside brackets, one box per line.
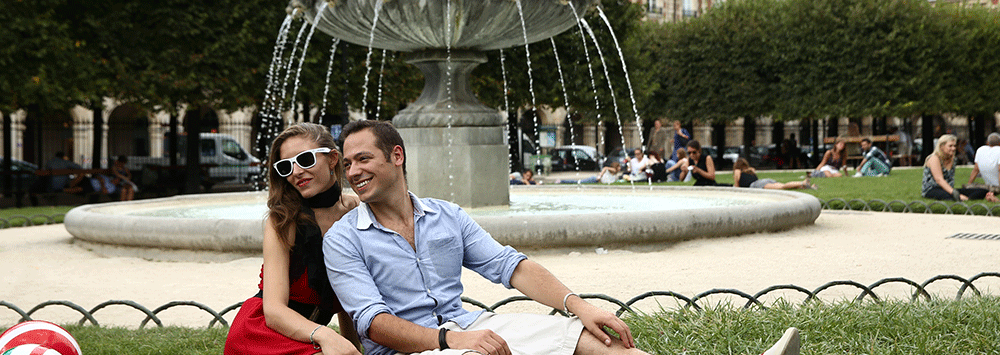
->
[634, 166, 999, 214]
[0, 205, 74, 227]
[52, 297, 1000, 355]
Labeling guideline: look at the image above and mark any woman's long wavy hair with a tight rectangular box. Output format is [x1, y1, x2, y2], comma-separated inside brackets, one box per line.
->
[928, 134, 957, 168]
[266, 123, 343, 249]
[831, 137, 848, 164]
[734, 158, 752, 173]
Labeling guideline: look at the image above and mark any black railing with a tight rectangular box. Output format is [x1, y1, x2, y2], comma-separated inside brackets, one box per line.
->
[2, 273, 997, 329]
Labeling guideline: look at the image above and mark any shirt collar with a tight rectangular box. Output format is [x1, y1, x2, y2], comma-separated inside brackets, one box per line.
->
[355, 191, 436, 230]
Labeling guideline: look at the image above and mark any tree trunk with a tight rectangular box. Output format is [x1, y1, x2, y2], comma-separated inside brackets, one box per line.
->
[921, 114, 934, 162]
[811, 118, 820, 166]
[183, 110, 202, 194]
[91, 102, 103, 169]
[712, 121, 726, 166]
[168, 111, 179, 168]
[3, 110, 12, 206]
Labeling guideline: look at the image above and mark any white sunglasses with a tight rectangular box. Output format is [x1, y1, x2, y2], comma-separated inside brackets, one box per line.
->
[273, 147, 332, 177]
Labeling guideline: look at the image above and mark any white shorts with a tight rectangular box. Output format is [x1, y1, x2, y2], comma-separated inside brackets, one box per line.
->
[819, 165, 840, 175]
[402, 312, 584, 355]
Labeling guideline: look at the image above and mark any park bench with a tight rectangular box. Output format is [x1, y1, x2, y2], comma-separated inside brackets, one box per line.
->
[31, 168, 120, 205]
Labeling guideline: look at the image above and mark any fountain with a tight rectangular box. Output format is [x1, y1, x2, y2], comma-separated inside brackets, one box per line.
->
[288, 0, 594, 207]
[63, 0, 822, 253]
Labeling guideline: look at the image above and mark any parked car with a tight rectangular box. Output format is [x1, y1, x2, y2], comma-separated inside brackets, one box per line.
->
[722, 147, 741, 164]
[548, 145, 601, 172]
[0, 158, 41, 194]
[128, 133, 261, 190]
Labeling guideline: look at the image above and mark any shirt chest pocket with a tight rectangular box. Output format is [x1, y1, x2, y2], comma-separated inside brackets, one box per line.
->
[424, 235, 463, 280]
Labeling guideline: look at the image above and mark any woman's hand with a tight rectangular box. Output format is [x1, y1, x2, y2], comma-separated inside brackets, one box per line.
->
[316, 326, 362, 355]
[959, 194, 969, 201]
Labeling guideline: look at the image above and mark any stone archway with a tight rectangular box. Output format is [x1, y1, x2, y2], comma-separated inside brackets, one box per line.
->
[108, 103, 150, 159]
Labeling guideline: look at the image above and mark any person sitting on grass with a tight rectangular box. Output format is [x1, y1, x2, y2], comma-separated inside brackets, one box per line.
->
[626, 148, 650, 182]
[556, 162, 621, 184]
[224, 123, 362, 355]
[686, 140, 726, 186]
[734, 158, 815, 190]
[812, 137, 847, 178]
[854, 138, 891, 177]
[967, 132, 1000, 194]
[922, 134, 997, 202]
[645, 150, 668, 183]
[663, 149, 691, 182]
[326, 119, 802, 355]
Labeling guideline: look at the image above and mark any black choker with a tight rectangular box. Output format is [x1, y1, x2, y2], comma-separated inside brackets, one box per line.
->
[306, 183, 341, 209]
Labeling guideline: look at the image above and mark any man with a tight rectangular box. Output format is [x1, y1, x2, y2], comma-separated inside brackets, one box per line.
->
[781, 134, 798, 169]
[967, 132, 1000, 194]
[670, 120, 690, 161]
[44, 151, 82, 192]
[891, 126, 912, 166]
[647, 119, 669, 162]
[853, 138, 891, 177]
[325, 120, 799, 355]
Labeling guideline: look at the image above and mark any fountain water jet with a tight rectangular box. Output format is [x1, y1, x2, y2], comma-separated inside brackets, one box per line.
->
[288, 0, 593, 207]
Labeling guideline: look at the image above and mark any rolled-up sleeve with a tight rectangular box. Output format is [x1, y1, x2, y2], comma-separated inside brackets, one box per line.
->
[456, 207, 526, 289]
[324, 221, 390, 338]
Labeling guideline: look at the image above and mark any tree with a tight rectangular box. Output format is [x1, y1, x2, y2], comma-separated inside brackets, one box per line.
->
[648, 0, 782, 124]
[0, 0, 102, 113]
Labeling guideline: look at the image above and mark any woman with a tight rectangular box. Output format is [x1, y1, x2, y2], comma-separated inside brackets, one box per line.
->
[225, 123, 362, 355]
[734, 158, 814, 190]
[111, 156, 136, 201]
[813, 138, 847, 177]
[685, 140, 722, 186]
[922, 134, 996, 202]
[646, 150, 668, 182]
[664, 149, 690, 182]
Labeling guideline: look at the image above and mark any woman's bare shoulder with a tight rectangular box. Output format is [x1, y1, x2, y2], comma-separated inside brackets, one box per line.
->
[341, 194, 361, 210]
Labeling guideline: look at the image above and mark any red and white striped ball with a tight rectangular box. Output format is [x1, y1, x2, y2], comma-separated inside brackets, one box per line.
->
[0, 321, 80, 355]
[2, 344, 62, 355]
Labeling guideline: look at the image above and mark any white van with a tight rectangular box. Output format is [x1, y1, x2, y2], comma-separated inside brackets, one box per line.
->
[128, 133, 261, 189]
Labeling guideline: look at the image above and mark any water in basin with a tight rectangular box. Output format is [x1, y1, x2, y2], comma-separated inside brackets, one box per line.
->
[126, 190, 758, 219]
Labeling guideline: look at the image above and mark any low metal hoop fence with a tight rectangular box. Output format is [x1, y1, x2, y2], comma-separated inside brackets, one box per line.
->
[2, 272, 997, 328]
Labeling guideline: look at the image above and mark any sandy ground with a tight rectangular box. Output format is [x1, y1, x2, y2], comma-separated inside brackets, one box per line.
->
[2, 210, 999, 328]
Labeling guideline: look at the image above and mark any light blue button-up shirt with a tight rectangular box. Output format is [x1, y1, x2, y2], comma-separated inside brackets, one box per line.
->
[324, 192, 527, 355]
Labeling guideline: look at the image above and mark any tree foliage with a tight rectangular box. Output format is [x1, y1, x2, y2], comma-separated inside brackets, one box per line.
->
[647, 0, 1000, 123]
[0, 0, 101, 113]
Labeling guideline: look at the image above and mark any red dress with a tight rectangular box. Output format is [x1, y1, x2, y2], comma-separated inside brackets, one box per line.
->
[224, 266, 343, 355]
[225, 216, 344, 355]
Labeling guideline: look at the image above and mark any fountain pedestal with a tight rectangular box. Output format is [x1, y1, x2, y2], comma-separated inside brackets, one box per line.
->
[293, 0, 592, 207]
[399, 127, 509, 208]
[392, 50, 509, 207]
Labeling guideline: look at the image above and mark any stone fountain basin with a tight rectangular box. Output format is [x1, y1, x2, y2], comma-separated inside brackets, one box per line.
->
[64, 186, 821, 252]
[301, 0, 592, 52]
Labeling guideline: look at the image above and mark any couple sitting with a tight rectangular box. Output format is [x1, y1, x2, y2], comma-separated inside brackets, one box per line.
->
[224, 121, 801, 355]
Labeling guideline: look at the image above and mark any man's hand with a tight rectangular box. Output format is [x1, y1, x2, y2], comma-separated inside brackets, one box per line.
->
[567, 295, 636, 348]
[446, 329, 511, 355]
